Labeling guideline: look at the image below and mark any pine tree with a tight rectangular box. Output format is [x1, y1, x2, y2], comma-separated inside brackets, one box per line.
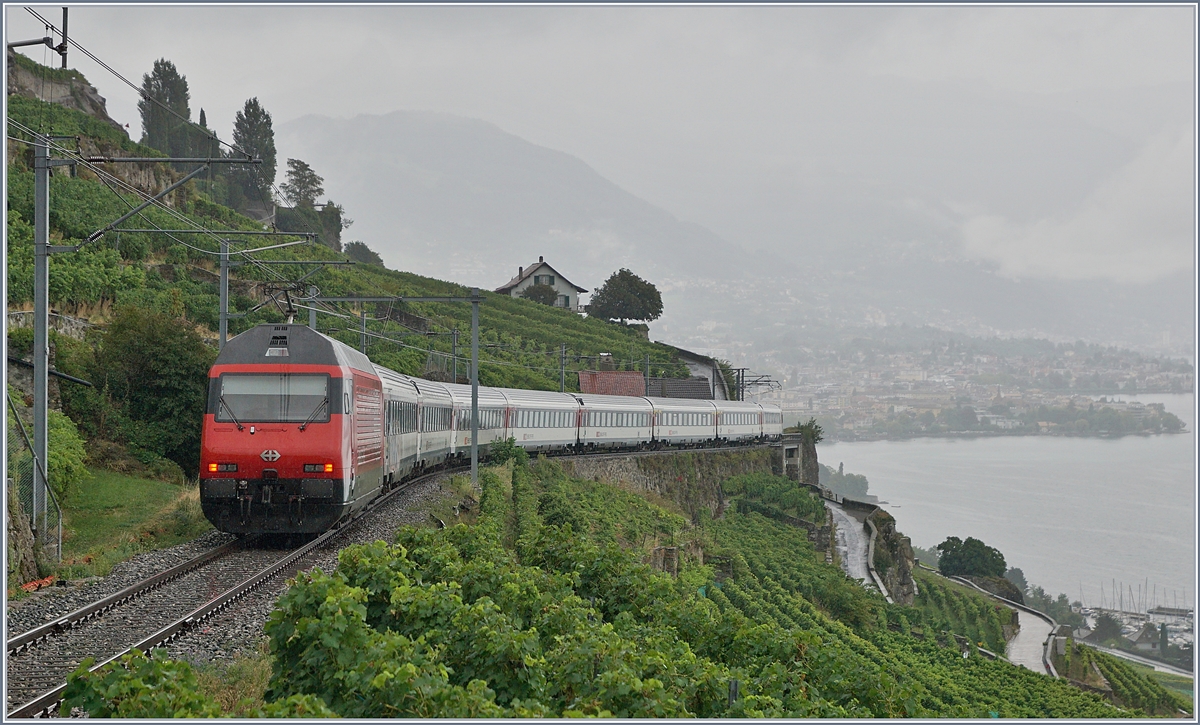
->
[138, 59, 191, 157]
[281, 159, 324, 209]
[230, 98, 277, 203]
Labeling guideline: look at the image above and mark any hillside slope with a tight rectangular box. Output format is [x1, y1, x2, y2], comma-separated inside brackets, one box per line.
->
[6, 91, 699, 395]
[59, 459, 1188, 717]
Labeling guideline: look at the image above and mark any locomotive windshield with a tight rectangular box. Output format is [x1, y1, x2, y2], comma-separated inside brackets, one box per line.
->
[216, 373, 330, 424]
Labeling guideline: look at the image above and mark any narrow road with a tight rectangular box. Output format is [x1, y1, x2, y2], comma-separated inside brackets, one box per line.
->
[1090, 644, 1194, 676]
[827, 503, 869, 584]
[1006, 609, 1053, 673]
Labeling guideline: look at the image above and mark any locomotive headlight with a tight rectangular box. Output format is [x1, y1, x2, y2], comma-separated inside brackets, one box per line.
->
[304, 463, 335, 473]
[208, 463, 237, 473]
[208, 463, 217, 473]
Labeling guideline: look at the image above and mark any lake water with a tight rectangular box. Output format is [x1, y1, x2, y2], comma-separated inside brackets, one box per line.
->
[825, 393, 1196, 612]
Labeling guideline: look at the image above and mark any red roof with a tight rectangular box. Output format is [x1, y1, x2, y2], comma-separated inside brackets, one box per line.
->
[578, 370, 645, 397]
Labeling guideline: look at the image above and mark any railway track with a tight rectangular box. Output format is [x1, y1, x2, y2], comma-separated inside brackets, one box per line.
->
[4, 467, 447, 719]
[6, 443, 771, 717]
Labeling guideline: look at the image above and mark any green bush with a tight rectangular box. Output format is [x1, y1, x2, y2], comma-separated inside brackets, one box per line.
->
[60, 648, 339, 718]
[58, 305, 215, 476]
[487, 437, 528, 466]
[723, 472, 825, 522]
[47, 409, 90, 501]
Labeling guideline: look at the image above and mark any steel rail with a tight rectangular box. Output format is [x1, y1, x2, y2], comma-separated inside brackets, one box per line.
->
[6, 442, 775, 718]
[5, 467, 434, 719]
[6, 537, 251, 655]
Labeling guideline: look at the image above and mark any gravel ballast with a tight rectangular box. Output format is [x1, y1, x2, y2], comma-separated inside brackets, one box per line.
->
[163, 476, 455, 666]
[6, 529, 238, 638]
[7, 476, 455, 671]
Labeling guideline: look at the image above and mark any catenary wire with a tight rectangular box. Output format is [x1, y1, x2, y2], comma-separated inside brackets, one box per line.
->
[21, 8, 302, 237]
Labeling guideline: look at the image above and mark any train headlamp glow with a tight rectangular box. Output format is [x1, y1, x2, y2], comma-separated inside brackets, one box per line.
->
[208, 463, 237, 473]
[304, 463, 335, 473]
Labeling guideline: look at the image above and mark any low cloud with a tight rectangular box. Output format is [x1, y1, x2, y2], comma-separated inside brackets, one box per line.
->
[961, 126, 1194, 283]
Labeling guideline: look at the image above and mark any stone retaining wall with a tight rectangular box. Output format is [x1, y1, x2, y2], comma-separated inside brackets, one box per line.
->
[557, 448, 773, 522]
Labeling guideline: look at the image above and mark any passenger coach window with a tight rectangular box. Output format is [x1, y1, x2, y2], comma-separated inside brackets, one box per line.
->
[217, 373, 329, 423]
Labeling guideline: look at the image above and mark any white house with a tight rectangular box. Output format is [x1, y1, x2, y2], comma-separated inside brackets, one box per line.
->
[495, 256, 588, 311]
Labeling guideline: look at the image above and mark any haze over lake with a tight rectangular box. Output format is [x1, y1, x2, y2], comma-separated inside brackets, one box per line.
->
[826, 393, 1196, 610]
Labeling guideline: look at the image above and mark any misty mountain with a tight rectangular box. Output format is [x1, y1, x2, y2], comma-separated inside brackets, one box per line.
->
[276, 111, 1191, 361]
[277, 111, 739, 288]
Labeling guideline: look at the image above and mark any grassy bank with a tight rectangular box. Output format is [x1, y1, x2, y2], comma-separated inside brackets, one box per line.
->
[55, 468, 212, 580]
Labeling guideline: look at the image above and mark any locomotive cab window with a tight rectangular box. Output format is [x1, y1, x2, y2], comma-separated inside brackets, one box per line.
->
[216, 373, 330, 424]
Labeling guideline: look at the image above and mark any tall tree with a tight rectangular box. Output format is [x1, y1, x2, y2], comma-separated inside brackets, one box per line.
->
[138, 59, 191, 157]
[587, 268, 663, 324]
[318, 200, 351, 250]
[280, 158, 324, 209]
[230, 98, 277, 202]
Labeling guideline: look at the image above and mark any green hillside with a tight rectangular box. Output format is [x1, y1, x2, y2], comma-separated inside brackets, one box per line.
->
[7, 82, 697, 392]
[8, 73, 720, 480]
[61, 459, 1186, 718]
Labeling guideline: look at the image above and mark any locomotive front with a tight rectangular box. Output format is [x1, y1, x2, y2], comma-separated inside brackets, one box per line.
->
[199, 324, 363, 534]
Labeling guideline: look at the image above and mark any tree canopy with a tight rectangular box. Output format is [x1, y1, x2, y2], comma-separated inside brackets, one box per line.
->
[936, 536, 1007, 578]
[587, 268, 662, 323]
[1003, 567, 1028, 593]
[520, 284, 558, 306]
[230, 97, 276, 202]
[344, 241, 383, 267]
[797, 418, 823, 445]
[318, 201, 351, 250]
[62, 306, 216, 476]
[281, 158, 324, 209]
[138, 58, 192, 158]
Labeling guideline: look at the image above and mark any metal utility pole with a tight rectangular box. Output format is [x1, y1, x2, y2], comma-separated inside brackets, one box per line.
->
[308, 286, 318, 329]
[560, 344, 567, 392]
[32, 136, 50, 532]
[644, 354, 651, 396]
[452, 329, 459, 384]
[57, 7, 67, 68]
[470, 289, 481, 488]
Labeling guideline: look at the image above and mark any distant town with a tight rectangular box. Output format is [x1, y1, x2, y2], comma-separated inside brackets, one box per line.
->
[753, 338, 1192, 440]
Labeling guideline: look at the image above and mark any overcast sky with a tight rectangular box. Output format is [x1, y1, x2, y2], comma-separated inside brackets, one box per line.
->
[7, 4, 1196, 286]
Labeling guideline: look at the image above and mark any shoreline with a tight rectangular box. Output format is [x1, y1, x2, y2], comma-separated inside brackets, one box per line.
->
[825, 428, 1190, 444]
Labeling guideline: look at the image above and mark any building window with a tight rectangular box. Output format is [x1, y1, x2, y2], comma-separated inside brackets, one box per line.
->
[557, 295, 569, 307]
